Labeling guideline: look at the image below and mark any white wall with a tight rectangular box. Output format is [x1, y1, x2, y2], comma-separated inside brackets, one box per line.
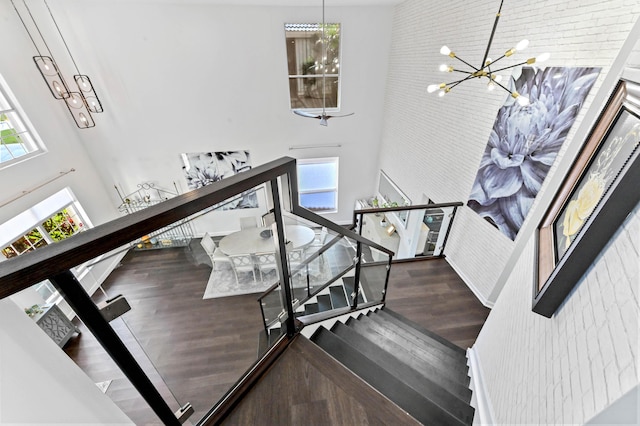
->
[380, 0, 640, 304]
[0, 299, 133, 425]
[7, 0, 394, 229]
[473, 202, 639, 424]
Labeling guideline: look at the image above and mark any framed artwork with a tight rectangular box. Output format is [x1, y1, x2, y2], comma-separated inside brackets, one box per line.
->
[468, 67, 601, 240]
[180, 151, 259, 209]
[533, 80, 640, 317]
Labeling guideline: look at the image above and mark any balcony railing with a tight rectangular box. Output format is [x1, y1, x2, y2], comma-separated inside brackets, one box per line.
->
[0, 156, 395, 425]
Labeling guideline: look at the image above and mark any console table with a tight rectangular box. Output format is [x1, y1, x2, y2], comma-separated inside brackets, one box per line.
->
[32, 303, 80, 348]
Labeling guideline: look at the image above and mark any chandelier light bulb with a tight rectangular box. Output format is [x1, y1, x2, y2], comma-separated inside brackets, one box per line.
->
[487, 82, 495, 91]
[427, 84, 439, 93]
[536, 52, 551, 63]
[495, 75, 503, 83]
[516, 39, 529, 51]
[440, 45, 451, 56]
[438, 90, 446, 97]
[517, 95, 530, 106]
[439, 64, 449, 72]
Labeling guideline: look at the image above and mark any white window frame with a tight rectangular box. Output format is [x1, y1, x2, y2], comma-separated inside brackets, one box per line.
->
[0, 74, 46, 168]
[284, 23, 342, 113]
[297, 157, 339, 214]
[0, 189, 92, 305]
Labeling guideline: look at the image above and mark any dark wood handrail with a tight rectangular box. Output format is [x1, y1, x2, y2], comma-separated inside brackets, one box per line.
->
[0, 157, 296, 298]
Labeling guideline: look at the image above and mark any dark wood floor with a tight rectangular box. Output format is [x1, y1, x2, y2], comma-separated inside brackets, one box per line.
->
[64, 245, 489, 425]
[385, 258, 490, 349]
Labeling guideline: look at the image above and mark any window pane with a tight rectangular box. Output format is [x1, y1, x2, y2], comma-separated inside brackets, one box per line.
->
[299, 162, 337, 191]
[285, 23, 340, 111]
[300, 191, 336, 212]
[0, 79, 44, 166]
[1, 246, 17, 258]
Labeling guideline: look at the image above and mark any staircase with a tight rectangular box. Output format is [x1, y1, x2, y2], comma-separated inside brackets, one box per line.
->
[310, 307, 474, 425]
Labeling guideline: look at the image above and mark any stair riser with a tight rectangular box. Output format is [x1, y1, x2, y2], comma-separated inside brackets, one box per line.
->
[332, 322, 474, 419]
[312, 328, 469, 426]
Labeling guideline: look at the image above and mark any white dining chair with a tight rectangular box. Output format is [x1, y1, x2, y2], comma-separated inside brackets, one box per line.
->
[228, 253, 257, 284]
[200, 233, 232, 270]
[239, 216, 259, 230]
[255, 251, 278, 281]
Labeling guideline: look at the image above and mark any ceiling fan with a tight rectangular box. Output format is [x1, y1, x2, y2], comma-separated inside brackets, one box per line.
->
[292, 0, 354, 126]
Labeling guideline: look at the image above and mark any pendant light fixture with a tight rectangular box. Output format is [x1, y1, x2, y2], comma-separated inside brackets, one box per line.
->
[293, 0, 353, 126]
[12, 0, 70, 100]
[12, 0, 99, 128]
[427, 0, 550, 106]
[44, 0, 103, 114]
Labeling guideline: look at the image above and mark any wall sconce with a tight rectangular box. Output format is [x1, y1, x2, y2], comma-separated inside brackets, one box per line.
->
[386, 224, 396, 236]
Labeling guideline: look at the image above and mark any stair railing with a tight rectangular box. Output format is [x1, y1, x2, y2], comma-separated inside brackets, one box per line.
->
[0, 156, 393, 425]
[353, 201, 464, 260]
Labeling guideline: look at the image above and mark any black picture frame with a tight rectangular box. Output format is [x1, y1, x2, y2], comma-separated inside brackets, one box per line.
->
[533, 79, 640, 317]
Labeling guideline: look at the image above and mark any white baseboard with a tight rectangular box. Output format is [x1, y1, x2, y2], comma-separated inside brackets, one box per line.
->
[446, 258, 495, 309]
[467, 346, 496, 426]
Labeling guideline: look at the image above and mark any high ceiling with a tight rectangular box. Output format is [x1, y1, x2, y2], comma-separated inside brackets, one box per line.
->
[119, 0, 404, 5]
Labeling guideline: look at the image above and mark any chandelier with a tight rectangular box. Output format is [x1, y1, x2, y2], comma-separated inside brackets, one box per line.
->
[427, 0, 549, 106]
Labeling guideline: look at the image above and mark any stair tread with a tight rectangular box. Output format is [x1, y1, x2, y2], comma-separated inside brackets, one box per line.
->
[350, 315, 470, 385]
[329, 285, 348, 308]
[381, 308, 467, 355]
[311, 327, 469, 426]
[342, 276, 365, 304]
[367, 311, 468, 364]
[338, 318, 472, 401]
[332, 321, 474, 415]
[304, 303, 319, 315]
[317, 294, 332, 312]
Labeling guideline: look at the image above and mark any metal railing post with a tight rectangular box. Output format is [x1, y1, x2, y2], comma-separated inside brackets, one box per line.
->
[269, 178, 297, 338]
[49, 270, 180, 426]
[351, 241, 363, 310]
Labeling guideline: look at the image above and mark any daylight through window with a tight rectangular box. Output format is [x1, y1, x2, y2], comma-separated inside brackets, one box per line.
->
[0, 75, 44, 166]
[285, 23, 341, 110]
[297, 157, 339, 213]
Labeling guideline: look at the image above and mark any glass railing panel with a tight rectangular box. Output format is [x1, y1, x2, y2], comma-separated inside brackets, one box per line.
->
[358, 261, 390, 305]
[57, 186, 280, 424]
[355, 203, 460, 260]
[417, 205, 455, 257]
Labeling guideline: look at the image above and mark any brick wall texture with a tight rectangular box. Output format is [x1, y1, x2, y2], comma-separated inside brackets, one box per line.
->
[380, 0, 640, 423]
[380, 0, 640, 299]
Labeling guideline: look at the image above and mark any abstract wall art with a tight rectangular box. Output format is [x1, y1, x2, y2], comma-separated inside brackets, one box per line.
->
[180, 151, 258, 209]
[468, 66, 601, 240]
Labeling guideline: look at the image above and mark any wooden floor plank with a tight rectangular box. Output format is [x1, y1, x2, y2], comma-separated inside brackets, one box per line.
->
[63, 243, 489, 424]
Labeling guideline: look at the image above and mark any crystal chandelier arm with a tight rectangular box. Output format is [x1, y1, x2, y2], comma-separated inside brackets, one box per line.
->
[480, 0, 505, 70]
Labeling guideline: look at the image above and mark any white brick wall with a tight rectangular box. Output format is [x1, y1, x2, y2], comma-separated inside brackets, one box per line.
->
[473, 202, 639, 424]
[380, 0, 640, 300]
[381, 0, 640, 423]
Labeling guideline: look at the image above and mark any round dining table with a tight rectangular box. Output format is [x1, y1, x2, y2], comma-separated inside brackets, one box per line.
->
[218, 225, 315, 256]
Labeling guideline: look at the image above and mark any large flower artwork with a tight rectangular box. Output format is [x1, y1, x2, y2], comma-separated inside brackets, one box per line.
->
[468, 66, 600, 240]
[181, 151, 258, 209]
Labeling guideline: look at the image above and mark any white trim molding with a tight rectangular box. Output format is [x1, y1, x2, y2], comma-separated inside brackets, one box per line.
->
[446, 258, 495, 309]
[467, 346, 496, 426]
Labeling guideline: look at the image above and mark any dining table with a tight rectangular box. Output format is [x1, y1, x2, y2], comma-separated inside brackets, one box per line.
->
[218, 224, 315, 256]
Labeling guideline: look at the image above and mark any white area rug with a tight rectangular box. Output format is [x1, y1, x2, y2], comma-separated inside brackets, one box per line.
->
[202, 264, 277, 299]
[202, 242, 353, 299]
